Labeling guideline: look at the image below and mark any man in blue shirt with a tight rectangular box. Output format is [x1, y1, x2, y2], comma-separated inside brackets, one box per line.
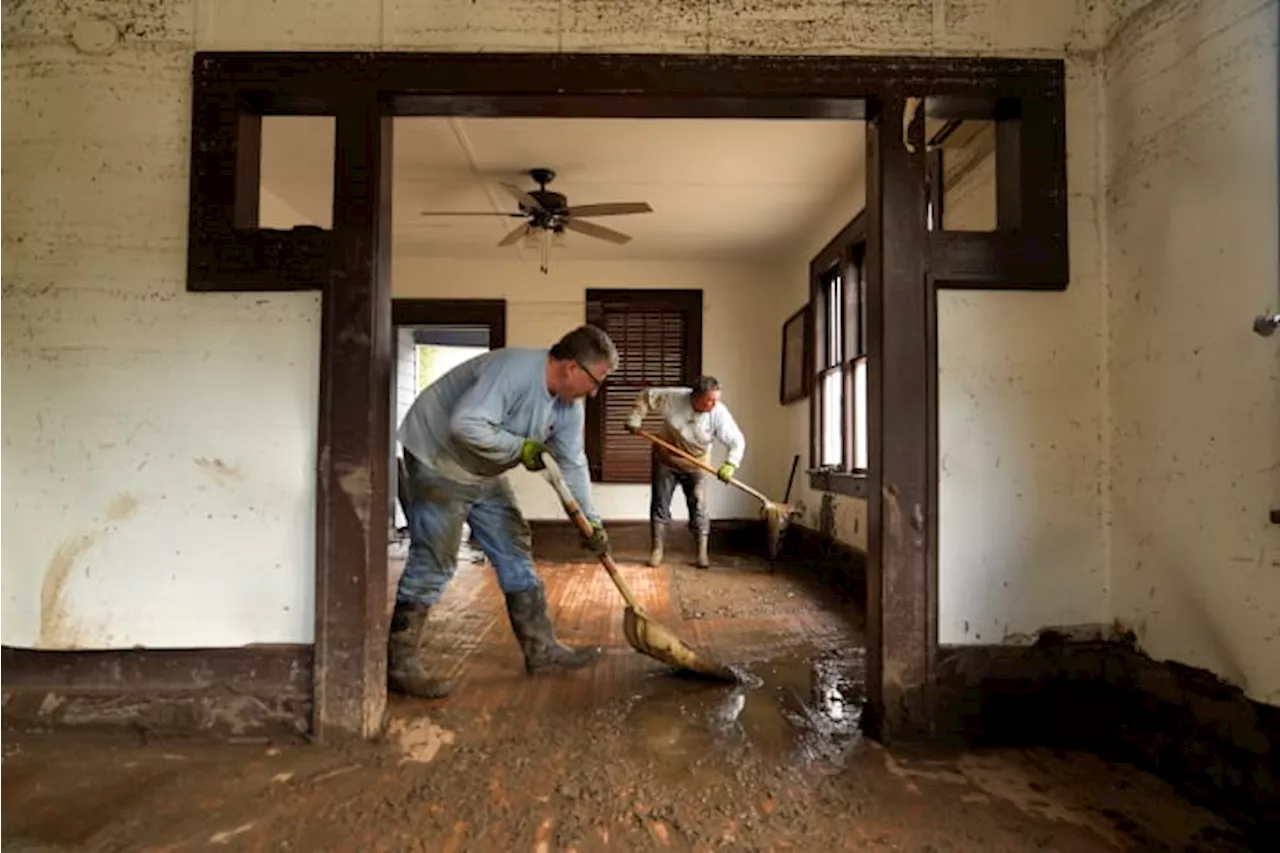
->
[393, 325, 616, 699]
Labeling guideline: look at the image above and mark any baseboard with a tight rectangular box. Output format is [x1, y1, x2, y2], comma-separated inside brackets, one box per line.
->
[936, 633, 1280, 838]
[1, 645, 313, 741]
[527, 517, 769, 555]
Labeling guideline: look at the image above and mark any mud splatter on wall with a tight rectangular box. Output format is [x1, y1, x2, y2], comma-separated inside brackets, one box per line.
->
[5, 0, 1116, 654]
[1104, 0, 1280, 704]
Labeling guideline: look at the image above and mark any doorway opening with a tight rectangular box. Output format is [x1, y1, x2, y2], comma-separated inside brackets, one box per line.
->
[389, 299, 507, 598]
[184, 52, 1069, 745]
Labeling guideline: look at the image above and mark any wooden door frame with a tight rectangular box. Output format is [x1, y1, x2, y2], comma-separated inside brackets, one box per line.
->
[180, 52, 1068, 742]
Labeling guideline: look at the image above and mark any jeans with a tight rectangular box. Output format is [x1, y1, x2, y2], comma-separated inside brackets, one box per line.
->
[650, 455, 710, 537]
[397, 453, 540, 606]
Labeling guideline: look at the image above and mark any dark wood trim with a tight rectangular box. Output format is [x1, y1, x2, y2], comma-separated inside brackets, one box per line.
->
[528, 517, 763, 556]
[233, 112, 263, 229]
[811, 210, 868, 278]
[182, 50, 1070, 746]
[583, 288, 703, 483]
[925, 92, 1068, 288]
[312, 102, 393, 742]
[864, 98, 935, 741]
[807, 470, 869, 498]
[393, 94, 866, 120]
[392, 298, 507, 348]
[1, 645, 312, 739]
[196, 52, 1062, 105]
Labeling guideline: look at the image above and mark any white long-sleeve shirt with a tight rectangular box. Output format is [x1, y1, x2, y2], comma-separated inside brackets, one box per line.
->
[626, 387, 746, 473]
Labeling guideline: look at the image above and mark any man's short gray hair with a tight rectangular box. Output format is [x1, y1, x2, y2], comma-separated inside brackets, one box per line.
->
[691, 375, 721, 395]
[550, 324, 619, 371]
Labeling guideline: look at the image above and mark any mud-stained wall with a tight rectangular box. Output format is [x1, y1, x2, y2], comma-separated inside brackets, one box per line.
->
[1, 1, 321, 649]
[393, 257, 794, 521]
[936, 88, 1111, 643]
[4, 0, 1108, 650]
[1104, 0, 1280, 703]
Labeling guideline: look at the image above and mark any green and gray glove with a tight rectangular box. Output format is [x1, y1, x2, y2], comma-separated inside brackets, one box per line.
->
[716, 462, 737, 483]
[520, 439, 551, 472]
[583, 520, 610, 556]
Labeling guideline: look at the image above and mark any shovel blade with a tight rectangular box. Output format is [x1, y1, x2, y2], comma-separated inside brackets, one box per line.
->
[622, 607, 737, 682]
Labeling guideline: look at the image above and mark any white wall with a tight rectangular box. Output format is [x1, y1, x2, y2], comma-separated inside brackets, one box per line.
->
[3, 0, 1112, 652]
[2, 2, 320, 650]
[936, 113, 1111, 644]
[392, 256, 794, 522]
[1104, 0, 1280, 703]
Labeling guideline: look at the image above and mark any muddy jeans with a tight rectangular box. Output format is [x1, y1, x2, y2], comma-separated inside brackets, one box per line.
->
[397, 453, 540, 606]
[650, 457, 710, 537]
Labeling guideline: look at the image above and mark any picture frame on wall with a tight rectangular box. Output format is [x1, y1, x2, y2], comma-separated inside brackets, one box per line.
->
[779, 303, 812, 406]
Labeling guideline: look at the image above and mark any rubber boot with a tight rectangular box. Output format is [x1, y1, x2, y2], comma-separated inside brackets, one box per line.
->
[695, 534, 710, 569]
[387, 602, 454, 699]
[505, 586, 603, 675]
[647, 521, 668, 567]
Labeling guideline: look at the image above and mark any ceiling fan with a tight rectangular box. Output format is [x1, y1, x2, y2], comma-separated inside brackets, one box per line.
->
[419, 167, 654, 273]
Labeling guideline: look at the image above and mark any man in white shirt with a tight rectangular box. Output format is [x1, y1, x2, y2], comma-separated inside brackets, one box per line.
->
[625, 376, 746, 569]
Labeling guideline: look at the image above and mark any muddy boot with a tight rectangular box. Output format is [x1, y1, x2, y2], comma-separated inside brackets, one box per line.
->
[505, 586, 603, 675]
[387, 602, 453, 699]
[695, 534, 710, 569]
[647, 521, 667, 567]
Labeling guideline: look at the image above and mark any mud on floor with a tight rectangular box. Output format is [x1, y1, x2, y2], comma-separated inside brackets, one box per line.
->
[2, 556, 1257, 851]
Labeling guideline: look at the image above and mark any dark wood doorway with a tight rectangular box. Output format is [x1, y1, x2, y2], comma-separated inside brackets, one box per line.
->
[178, 53, 1068, 743]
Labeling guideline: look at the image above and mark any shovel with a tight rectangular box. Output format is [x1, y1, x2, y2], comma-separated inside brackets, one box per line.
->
[539, 454, 737, 682]
[634, 429, 795, 560]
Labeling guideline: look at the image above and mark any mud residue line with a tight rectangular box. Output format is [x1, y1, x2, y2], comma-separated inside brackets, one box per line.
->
[38, 492, 141, 647]
[39, 533, 98, 647]
[105, 493, 140, 521]
[336, 463, 372, 528]
[194, 456, 245, 483]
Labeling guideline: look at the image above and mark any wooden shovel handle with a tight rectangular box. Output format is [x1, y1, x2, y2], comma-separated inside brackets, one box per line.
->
[538, 454, 643, 612]
[634, 428, 771, 505]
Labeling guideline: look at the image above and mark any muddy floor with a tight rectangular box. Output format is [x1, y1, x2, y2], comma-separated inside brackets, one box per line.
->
[2, 536, 1256, 852]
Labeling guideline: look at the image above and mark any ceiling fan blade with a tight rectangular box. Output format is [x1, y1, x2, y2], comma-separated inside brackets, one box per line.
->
[564, 218, 631, 245]
[499, 182, 544, 210]
[498, 223, 532, 247]
[564, 202, 653, 218]
[419, 211, 524, 217]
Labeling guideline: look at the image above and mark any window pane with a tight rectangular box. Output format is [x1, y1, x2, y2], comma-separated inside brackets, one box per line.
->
[259, 116, 335, 230]
[827, 273, 843, 368]
[820, 368, 843, 467]
[853, 356, 868, 471]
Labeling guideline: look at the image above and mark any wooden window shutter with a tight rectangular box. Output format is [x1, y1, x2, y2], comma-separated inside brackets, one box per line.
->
[585, 289, 703, 484]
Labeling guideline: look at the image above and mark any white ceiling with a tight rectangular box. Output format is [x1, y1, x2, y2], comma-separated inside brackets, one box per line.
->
[260, 116, 866, 263]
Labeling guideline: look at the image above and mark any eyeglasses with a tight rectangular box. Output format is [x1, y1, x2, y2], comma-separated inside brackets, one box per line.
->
[575, 359, 606, 389]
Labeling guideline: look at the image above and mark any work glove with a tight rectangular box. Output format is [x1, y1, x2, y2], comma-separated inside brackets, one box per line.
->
[716, 462, 737, 483]
[583, 520, 610, 556]
[520, 439, 551, 472]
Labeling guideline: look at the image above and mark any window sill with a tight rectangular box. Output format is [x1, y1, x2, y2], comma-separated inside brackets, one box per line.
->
[807, 470, 869, 499]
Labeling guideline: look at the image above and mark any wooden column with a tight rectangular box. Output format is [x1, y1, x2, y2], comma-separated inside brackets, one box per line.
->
[313, 98, 393, 741]
[864, 97, 937, 741]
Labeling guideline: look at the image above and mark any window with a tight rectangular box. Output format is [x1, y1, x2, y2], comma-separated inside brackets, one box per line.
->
[809, 213, 868, 496]
[584, 289, 702, 484]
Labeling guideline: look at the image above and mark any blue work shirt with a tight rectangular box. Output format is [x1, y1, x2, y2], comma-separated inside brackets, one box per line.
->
[398, 348, 601, 522]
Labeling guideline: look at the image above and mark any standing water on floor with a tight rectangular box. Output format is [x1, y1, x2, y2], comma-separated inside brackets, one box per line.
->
[622, 651, 866, 772]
